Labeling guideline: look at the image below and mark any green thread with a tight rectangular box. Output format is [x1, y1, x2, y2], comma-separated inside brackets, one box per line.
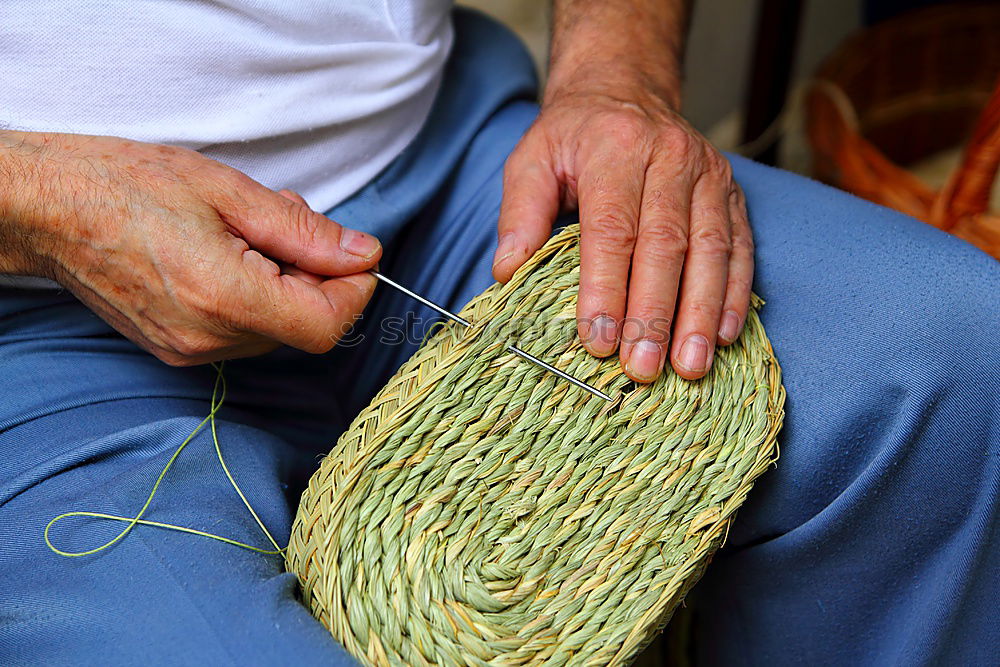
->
[44, 362, 285, 558]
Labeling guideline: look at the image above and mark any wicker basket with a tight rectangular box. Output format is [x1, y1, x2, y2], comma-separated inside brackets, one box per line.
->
[285, 225, 785, 666]
[806, 2, 1000, 259]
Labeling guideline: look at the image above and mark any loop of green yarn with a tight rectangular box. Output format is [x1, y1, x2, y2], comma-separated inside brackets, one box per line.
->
[45, 362, 285, 558]
[286, 225, 785, 666]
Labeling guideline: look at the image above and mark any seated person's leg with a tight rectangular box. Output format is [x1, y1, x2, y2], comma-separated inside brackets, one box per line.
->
[0, 289, 356, 664]
[337, 84, 999, 663]
[0, 14, 538, 663]
[327, 22, 1000, 656]
[691, 156, 1000, 665]
[7, 10, 994, 663]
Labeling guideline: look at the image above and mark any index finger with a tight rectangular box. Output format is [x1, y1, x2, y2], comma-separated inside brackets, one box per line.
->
[212, 175, 382, 277]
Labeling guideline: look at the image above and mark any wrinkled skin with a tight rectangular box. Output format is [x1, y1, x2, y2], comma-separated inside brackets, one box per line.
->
[0, 131, 381, 366]
[493, 0, 754, 383]
[0, 1, 749, 381]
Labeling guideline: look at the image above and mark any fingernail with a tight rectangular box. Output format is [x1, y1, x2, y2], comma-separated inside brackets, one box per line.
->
[625, 339, 664, 382]
[493, 233, 517, 269]
[583, 315, 618, 356]
[677, 334, 709, 373]
[340, 228, 380, 259]
[719, 310, 741, 342]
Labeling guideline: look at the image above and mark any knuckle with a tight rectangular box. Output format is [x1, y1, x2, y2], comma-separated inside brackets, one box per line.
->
[684, 300, 720, 321]
[607, 115, 647, 148]
[292, 205, 323, 249]
[621, 315, 672, 345]
[732, 227, 755, 255]
[502, 152, 543, 191]
[502, 155, 519, 181]
[732, 184, 747, 206]
[584, 277, 627, 303]
[503, 151, 525, 180]
[701, 146, 726, 170]
[507, 123, 549, 160]
[710, 153, 733, 182]
[589, 208, 638, 254]
[731, 188, 749, 217]
[638, 223, 688, 261]
[690, 224, 732, 257]
[623, 310, 672, 338]
[506, 140, 535, 166]
[643, 184, 685, 213]
[659, 126, 696, 157]
[620, 317, 646, 344]
[730, 208, 752, 242]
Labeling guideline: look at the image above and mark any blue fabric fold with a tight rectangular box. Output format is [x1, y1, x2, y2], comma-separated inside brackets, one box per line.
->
[1, 7, 997, 666]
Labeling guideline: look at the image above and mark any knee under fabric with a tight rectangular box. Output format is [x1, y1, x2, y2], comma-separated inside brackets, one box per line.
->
[285, 225, 786, 666]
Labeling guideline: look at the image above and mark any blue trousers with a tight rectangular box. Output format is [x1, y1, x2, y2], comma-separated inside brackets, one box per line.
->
[1, 11, 997, 666]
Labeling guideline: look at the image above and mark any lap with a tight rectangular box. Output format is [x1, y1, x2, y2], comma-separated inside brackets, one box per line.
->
[338, 111, 998, 663]
[356, 152, 999, 665]
[0, 293, 351, 665]
[0, 67, 529, 667]
[0, 14, 532, 661]
[695, 156, 1000, 664]
[728, 154, 1000, 542]
[3, 14, 998, 663]
[2, 146, 997, 665]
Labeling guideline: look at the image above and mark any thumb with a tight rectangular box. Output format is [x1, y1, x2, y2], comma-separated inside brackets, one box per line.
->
[233, 248, 376, 354]
[214, 179, 382, 277]
[493, 145, 561, 283]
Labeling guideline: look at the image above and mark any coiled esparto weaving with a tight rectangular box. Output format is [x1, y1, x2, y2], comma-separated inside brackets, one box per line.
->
[286, 224, 785, 666]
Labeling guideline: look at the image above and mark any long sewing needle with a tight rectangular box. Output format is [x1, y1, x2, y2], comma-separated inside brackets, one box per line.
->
[369, 270, 612, 402]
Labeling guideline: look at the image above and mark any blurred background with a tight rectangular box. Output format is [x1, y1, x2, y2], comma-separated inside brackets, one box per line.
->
[461, 0, 1000, 262]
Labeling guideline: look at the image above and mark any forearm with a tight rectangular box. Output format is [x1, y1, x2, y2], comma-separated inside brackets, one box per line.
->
[546, 0, 690, 110]
[0, 131, 56, 277]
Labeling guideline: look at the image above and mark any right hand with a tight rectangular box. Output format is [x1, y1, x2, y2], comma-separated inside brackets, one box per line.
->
[1, 131, 381, 365]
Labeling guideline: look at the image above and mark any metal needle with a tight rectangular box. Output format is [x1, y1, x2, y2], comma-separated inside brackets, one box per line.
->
[369, 270, 613, 402]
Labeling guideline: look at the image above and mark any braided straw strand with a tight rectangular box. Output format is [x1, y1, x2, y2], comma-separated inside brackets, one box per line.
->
[286, 224, 785, 666]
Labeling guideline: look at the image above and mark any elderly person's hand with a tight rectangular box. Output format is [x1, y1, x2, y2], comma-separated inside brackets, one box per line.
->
[493, 0, 753, 384]
[0, 131, 380, 365]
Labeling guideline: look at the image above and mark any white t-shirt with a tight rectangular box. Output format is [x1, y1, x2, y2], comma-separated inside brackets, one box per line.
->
[1, 0, 453, 213]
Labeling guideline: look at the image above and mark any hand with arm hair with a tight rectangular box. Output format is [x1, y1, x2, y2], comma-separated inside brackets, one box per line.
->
[494, 0, 753, 384]
[0, 130, 381, 365]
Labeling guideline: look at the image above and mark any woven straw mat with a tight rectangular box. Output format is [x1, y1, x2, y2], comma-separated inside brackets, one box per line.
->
[286, 224, 785, 666]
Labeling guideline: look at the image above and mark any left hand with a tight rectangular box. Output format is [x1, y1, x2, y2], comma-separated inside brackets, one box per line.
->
[492, 87, 754, 383]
